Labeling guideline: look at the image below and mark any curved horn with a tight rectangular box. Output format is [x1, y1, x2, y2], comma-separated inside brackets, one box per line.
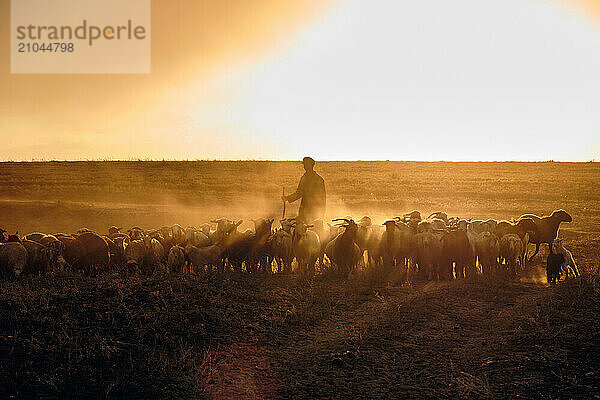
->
[332, 218, 350, 223]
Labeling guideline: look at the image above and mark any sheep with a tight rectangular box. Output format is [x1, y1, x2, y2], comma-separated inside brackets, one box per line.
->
[314, 221, 341, 268]
[353, 216, 386, 268]
[417, 220, 433, 234]
[456, 219, 469, 232]
[108, 226, 122, 236]
[325, 218, 361, 278]
[447, 217, 462, 227]
[415, 231, 444, 280]
[21, 240, 53, 275]
[469, 219, 498, 234]
[249, 218, 275, 273]
[268, 227, 293, 273]
[171, 224, 186, 245]
[224, 218, 273, 273]
[499, 234, 524, 277]
[356, 216, 373, 267]
[441, 230, 474, 279]
[128, 226, 145, 241]
[143, 236, 165, 273]
[291, 221, 321, 276]
[469, 231, 500, 275]
[518, 209, 572, 263]
[482, 219, 498, 234]
[401, 211, 422, 231]
[23, 232, 45, 243]
[496, 218, 536, 242]
[404, 210, 422, 221]
[56, 234, 86, 273]
[21, 235, 65, 273]
[430, 218, 447, 232]
[189, 230, 211, 248]
[365, 224, 385, 268]
[167, 245, 186, 273]
[124, 240, 145, 273]
[38, 235, 67, 270]
[468, 220, 484, 234]
[209, 219, 243, 248]
[199, 223, 212, 237]
[279, 219, 295, 234]
[75, 232, 111, 275]
[102, 236, 121, 268]
[0, 242, 28, 279]
[546, 251, 564, 285]
[6, 233, 21, 243]
[428, 212, 448, 223]
[108, 231, 130, 243]
[551, 239, 579, 278]
[380, 219, 415, 271]
[496, 218, 536, 264]
[185, 242, 226, 272]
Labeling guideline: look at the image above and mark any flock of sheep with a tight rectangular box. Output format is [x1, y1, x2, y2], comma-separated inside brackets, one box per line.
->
[0, 209, 579, 284]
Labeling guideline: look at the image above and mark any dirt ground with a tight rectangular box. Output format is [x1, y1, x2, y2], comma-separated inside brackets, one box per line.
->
[0, 161, 599, 399]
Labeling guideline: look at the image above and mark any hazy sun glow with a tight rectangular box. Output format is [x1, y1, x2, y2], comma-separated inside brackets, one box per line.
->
[1, 0, 599, 161]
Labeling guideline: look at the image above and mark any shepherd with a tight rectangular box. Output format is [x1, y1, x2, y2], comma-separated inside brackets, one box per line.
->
[282, 157, 326, 223]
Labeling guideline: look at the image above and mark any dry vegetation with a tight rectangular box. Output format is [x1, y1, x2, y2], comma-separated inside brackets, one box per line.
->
[0, 161, 599, 399]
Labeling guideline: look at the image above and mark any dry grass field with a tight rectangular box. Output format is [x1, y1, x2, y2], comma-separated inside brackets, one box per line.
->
[1, 161, 599, 399]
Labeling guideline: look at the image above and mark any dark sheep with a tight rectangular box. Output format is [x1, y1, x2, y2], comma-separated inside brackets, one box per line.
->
[124, 240, 145, 273]
[225, 218, 273, 273]
[56, 235, 86, 273]
[167, 245, 186, 273]
[7, 233, 21, 243]
[21, 240, 52, 275]
[325, 218, 361, 278]
[0, 242, 28, 279]
[102, 236, 122, 267]
[23, 232, 45, 243]
[441, 230, 474, 279]
[546, 252, 564, 285]
[74, 232, 111, 274]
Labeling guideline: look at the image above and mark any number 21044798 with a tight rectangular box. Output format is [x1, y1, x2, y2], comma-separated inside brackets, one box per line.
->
[17, 42, 74, 53]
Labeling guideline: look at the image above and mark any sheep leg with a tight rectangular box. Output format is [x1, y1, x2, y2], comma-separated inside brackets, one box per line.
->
[527, 243, 540, 264]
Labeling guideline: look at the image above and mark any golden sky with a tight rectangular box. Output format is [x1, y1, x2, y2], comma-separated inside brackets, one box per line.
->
[0, 0, 599, 161]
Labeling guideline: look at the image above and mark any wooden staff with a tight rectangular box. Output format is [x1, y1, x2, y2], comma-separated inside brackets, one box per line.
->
[282, 186, 286, 219]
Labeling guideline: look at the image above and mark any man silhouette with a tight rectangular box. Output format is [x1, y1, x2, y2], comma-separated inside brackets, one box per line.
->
[283, 157, 326, 223]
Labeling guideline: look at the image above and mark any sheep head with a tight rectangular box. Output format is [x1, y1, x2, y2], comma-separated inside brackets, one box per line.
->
[382, 220, 397, 230]
[333, 218, 358, 235]
[552, 209, 572, 223]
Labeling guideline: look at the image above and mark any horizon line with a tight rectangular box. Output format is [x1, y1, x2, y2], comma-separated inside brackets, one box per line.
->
[0, 158, 598, 163]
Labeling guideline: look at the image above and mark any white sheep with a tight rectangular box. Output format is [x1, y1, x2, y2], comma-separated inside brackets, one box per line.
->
[500, 234, 523, 276]
[551, 239, 579, 278]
